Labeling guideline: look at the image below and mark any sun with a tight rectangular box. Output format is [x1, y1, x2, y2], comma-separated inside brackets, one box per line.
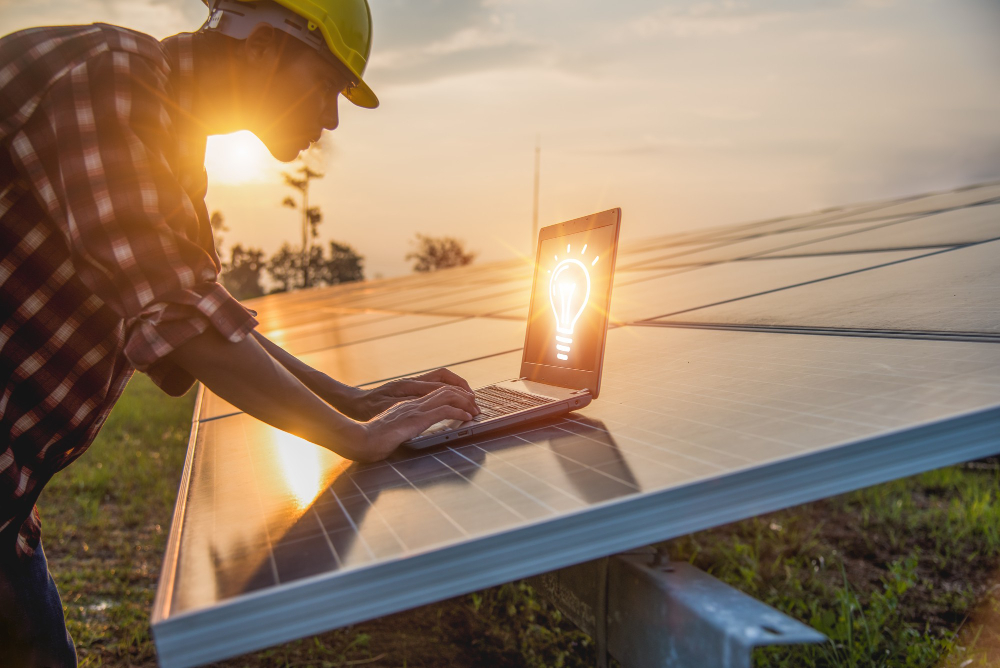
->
[204, 130, 280, 185]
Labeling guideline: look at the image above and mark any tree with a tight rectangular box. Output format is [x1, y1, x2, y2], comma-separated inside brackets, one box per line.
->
[320, 240, 365, 285]
[221, 244, 266, 300]
[406, 234, 477, 272]
[266, 243, 301, 294]
[281, 165, 324, 288]
[267, 240, 365, 294]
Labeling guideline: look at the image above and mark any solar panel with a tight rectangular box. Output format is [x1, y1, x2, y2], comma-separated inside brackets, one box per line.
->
[152, 183, 1000, 667]
[650, 240, 1000, 335]
[615, 221, 935, 270]
[609, 250, 927, 322]
[817, 183, 1000, 225]
[266, 313, 465, 356]
[154, 326, 1000, 667]
[758, 204, 999, 257]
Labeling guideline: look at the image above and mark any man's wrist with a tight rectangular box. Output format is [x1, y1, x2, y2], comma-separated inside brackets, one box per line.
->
[311, 371, 365, 414]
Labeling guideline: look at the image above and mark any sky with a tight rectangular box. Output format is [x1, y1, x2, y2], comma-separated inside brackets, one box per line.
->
[3, 0, 999, 278]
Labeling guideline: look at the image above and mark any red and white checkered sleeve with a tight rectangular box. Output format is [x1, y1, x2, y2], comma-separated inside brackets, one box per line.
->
[12, 49, 257, 395]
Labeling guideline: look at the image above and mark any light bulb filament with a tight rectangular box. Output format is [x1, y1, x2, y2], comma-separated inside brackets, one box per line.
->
[548, 257, 592, 363]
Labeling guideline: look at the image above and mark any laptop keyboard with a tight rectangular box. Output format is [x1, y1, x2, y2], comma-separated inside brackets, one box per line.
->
[472, 385, 556, 422]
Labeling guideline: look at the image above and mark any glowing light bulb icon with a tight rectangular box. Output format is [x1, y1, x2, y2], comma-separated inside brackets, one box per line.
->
[549, 258, 591, 361]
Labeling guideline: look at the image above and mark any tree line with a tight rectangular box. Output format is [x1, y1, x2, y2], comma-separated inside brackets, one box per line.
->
[212, 163, 477, 301]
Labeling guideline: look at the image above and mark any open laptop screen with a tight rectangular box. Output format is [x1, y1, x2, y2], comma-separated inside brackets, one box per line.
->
[522, 210, 620, 394]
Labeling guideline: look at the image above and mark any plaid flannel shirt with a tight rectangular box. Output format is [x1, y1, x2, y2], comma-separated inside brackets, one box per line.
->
[0, 24, 257, 558]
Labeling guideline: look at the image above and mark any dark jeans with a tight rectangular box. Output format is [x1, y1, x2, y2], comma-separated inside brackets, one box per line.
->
[0, 542, 77, 668]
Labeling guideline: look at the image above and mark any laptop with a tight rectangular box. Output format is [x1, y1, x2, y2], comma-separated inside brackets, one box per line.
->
[403, 207, 621, 449]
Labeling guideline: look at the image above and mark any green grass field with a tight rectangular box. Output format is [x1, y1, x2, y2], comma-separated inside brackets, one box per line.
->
[37, 375, 1000, 667]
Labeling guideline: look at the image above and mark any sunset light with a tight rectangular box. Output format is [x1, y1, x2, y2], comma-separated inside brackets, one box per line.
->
[204, 130, 280, 185]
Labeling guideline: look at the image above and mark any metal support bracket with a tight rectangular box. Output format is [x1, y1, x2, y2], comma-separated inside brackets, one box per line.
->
[530, 549, 826, 668]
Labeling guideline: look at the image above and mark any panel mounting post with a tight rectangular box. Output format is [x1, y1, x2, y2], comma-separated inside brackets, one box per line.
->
[530, 549, 827, 668]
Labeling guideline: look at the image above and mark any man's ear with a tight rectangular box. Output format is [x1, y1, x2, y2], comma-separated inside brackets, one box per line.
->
[244, 24, 280, 68]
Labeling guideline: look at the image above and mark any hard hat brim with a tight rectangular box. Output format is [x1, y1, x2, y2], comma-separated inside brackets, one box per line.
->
[345, 77, 378, 109]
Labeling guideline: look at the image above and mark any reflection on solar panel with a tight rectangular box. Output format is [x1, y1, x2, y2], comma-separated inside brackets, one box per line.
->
[152, 183, 1000, 667]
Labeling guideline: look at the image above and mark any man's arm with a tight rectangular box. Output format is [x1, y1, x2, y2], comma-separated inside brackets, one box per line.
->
[250, 330, 364, 415]
[168, 328, 478, 462]
[250, 330, 478, 421]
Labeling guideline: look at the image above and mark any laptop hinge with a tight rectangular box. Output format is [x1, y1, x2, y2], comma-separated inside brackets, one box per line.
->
[571, 388, 591, 395]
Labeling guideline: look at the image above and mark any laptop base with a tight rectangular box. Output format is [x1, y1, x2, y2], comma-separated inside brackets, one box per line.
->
[402, 379, 591, 450]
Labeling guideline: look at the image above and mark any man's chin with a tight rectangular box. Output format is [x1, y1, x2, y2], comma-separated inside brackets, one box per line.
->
[264, 140, 307, 163]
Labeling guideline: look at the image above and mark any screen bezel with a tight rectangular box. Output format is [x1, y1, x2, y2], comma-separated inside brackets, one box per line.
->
[519, 207, 621, 398]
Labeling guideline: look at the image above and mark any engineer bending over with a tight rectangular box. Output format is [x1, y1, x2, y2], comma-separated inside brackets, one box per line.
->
[0, 1, 479, 664]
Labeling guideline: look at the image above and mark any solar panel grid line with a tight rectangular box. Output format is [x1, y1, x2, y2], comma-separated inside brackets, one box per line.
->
[246, 270, 521, 320]
[813, 187, 1000, 226]
[610, 376, 877, 439]
[353, 347, 525, 389]
[747, 245, 952, 259]
[615, 184, 999, 264]
[618, 211, 958, 272]
[610, 250, 929, 323]
[470, 434, 624, 506]
[541, 420, 711, 481]
[614, 195, 937, 267]
[236, 419, 282, 587]
[757, 204, 1000, 258]
[617, 196, 906, 251]
[343, 467, 457, 555]
[391, 284, 531, 317]
[272, 315, 474, 356]
[632, 320, 1000, 343]
[805, 196, 1000, 232]
[322, 492, 375, 565]
[442, 446, 566, 515]
[429, 451, 545, 521]
[153, 405, 1000, 668]
[451, 441, 588, 511]
[653, 238, 1000, 334]
[631, 201, 996, 270]
[622, 366, 922, 438]
[614, 215, 872, 271]
[329, 281, 531, 317]
[510, 430, 642, 490]
[632, 244, 970, 323]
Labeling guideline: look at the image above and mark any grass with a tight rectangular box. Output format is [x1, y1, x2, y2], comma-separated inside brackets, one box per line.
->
[37, 375, 1000, 667]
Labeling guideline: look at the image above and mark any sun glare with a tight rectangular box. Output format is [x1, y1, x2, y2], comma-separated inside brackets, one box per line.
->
[204, 130, 279, 185]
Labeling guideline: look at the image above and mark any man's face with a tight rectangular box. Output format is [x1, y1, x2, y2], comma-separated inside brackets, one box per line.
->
[252, 45, 352, 162]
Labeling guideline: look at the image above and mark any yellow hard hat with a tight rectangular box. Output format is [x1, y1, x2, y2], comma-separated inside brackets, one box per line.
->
[201, 0, 378, 108]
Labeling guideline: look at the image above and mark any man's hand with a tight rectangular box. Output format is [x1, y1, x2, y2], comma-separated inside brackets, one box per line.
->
[362, 385, 480, 458]
[349, 368, 478, 421]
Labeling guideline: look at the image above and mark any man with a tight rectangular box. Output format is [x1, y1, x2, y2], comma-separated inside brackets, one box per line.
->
[0, 1, 479, 664]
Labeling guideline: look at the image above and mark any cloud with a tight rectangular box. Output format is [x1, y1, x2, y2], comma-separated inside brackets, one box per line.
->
[367, 1, 549, 86]
[577, 135, 735, 156]
[371, 0, 487, 50]
[623, 2, 794, 38]
[369, 36, 545, 85]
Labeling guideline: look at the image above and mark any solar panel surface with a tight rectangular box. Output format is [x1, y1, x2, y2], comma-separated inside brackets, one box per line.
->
[153, 182, 1000, 667]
